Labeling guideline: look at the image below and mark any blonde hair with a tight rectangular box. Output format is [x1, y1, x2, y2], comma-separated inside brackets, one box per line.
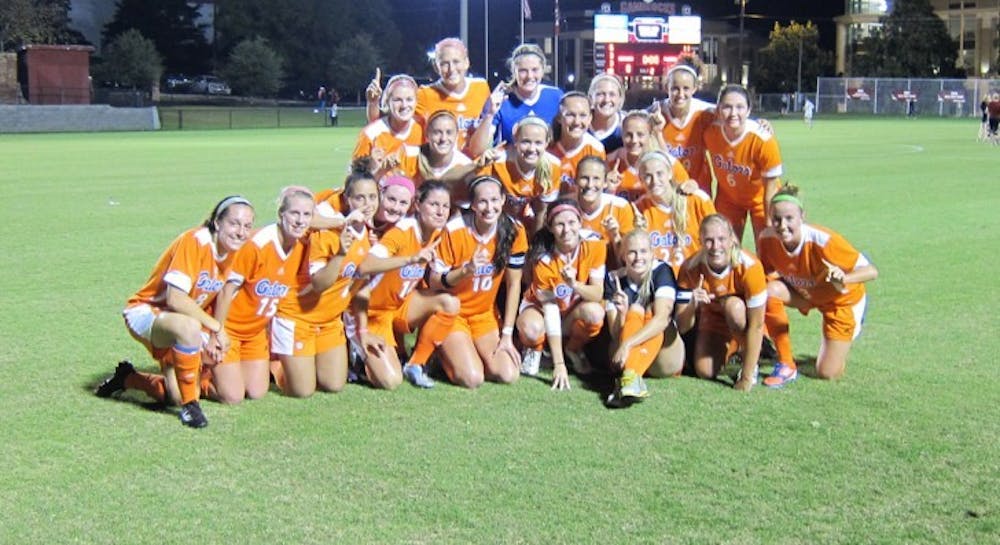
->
[513, 115, 554, 194]
[588, 73, 625, 102]
[380, 74, 418, 112]
[434, 37, 468, 61]
[690, 214, 742, 270]
[637, 151, 687, 243]
[418, 110, 458, 181]
[621, 110, 658, 156]
[621, 229, 655, 307]
[277, 185, 314, 214]
[508, 43, 547, 74]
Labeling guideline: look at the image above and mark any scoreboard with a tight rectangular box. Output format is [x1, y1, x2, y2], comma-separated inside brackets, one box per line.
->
[593, 8, 701, 86]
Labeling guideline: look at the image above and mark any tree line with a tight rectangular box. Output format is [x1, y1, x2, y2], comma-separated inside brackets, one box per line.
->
[0, 0, 974, 99]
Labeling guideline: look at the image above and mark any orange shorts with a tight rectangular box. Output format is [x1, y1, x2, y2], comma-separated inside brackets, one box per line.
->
[715, 194, 767, 239]
[367, 298, 413, 348]
[453, 310, 501, 341]
[270, 316, 346, 357]
[820, 295, 867, 342]
[221, 328, 270, 364]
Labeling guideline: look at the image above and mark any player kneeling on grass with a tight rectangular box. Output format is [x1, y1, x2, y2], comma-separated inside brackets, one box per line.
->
[210, 187, 313, 403]
[96, 196, 255, 428]
[603, 230, 685, 407]
[675, 214, 767, 391]
[429, 176, 528, 388]
[354, 180, 459, 390]
[756, 185, 879, 385]
[515, 199, 606, 390]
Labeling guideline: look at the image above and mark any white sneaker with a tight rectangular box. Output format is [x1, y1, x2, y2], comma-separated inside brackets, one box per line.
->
[520, 348, 541, 376]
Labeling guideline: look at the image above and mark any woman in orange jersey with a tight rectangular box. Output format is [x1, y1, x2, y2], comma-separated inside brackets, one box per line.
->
[516, 199, 606, 389]
[588, 73, 626, 154]
[574, 156, 636, 268]
[603, 230, 685, 407]
[395, 110, 477, 194]
[312, 158, 378, 231]
[430, 176, 529, 388]
[634, 151, 716, 271]
[657, 64, 716, 195]
[273, 174, 380, 398]
[703, 84, 783, 244]
[210, 187, 314, 404]
[354, 180, 458, 390]
[549, 92, 606, 197]
[756, 186, 878, 387]
[354, 75, 424, 169]
[478, 115, 562, 233]
[606, 110, 689, 202]
[95, 196, 255, 428]
[312, 164, 413, 239]
[675, 214, 767, 391]
[365, 39, 490, 151]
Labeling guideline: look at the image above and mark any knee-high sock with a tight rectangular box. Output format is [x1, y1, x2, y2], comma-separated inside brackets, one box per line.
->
[566, 318, 602, 352]
[765, 297, 795, 366]
[124, 371, 166, 403]
[409, 311, 456, 366]
[622, 309, 663, 376]
[172, 344, 202, 404]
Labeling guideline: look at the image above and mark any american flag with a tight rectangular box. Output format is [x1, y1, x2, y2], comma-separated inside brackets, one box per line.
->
[522, 0, 532, 20]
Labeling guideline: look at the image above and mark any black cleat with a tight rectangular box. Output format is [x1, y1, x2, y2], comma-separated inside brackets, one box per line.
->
[760, 336, 778, 361]
[179, 401, 209, 428]
[95, 360, 135, 398]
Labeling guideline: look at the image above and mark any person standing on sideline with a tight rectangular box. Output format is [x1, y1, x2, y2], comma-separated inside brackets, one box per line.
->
[803, 98, 815, 129]
[328, 88, 340, 126]
[315, 85, 327, 113]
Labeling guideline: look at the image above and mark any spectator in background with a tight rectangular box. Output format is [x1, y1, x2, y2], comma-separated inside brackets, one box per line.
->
[987, 92, 1000, 145]
[315, 85, 327, 113]
[328, 87, 340, 126]
[803, 98, 815, 129]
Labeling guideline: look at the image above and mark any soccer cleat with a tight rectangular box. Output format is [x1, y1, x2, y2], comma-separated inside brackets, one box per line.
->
[723, 353, 744, 381]
[564, 350, 592, 375]
[763, 362, 798, 389]
[402, 363, 435, 389]
[520, 348, 542, 376]
[95, 360, 135, 398]
[179, 401, 208, 428]
[619, 369, 649, 399]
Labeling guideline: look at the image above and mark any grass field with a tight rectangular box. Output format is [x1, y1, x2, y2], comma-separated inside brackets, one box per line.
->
[0, 118, 997, 544]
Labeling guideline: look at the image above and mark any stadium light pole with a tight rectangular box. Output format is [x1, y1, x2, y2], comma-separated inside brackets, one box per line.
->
[736, 0, 747, 85]
[796, 35, 803, 110]
[460, 0, 468, 46]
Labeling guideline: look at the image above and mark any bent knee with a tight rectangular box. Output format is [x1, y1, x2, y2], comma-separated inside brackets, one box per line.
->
[437, 294, 460, 315]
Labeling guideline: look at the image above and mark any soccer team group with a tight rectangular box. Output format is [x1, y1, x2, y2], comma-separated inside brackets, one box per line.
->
[95, 38, 879, 427]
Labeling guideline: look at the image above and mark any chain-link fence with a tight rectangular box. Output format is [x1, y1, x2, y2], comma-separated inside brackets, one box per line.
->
[816, 77, 1000, 117]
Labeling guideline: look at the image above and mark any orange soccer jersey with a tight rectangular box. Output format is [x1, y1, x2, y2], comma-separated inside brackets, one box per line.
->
[676, 249, 768, 334]
[636, 190, 716, 270]
[703, 119, 783, 209]
[223, 224, 307, 338]
[127, 226, 228, 311]
[525, 232, 607, 313]
[277, 227, 371, 325]
[580, 193, 638, 243]
[352, 118, 424, 160]
[314, 188, 346, 222]
[480, 151, 562, 216]
[662, 98, 715, 194]
[606, 150, 690, 202]
[416, 77, 491, 151]
[549, 133, 606, 196]
[367, 217, 440, 312]
[757, 223, 869, 309]
[433, 214, 529, 318]
[397, 147, 474, 187]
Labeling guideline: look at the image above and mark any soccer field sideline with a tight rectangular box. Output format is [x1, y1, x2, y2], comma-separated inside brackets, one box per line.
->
[0, 118, 997, 544]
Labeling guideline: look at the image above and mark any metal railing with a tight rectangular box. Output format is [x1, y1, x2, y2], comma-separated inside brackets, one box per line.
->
[815, 77, 1000, 117]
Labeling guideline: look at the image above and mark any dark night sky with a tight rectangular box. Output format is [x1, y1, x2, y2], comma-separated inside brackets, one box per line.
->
[389, 1, 843, 79]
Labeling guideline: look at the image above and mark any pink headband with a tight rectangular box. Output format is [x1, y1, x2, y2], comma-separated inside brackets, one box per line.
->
[547, 203, 581, 225]
[380, 175, 415, 197]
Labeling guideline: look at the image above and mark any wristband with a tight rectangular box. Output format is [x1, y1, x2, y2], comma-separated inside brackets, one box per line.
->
[501, 326, 514, 336]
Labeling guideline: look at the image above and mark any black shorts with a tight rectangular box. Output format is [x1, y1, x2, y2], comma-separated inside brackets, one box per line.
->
[989, 118, 999, 134]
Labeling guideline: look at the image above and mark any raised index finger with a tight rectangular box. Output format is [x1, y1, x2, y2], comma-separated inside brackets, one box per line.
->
[374, 67, 381, 83]
[697, 274, 704, 288]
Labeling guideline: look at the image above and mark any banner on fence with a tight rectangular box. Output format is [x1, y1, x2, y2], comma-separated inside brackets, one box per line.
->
[846, 87, 871, 100]
[891, 90, 917, 101]
[937, 90, 965, 103]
